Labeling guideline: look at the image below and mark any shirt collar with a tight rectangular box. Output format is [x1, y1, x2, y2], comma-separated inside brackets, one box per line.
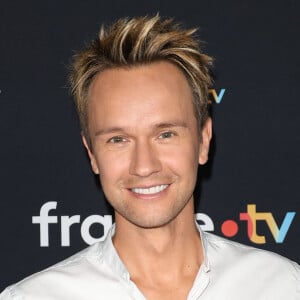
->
[195, 220, 211, 273]
[101, 224, 130, 281]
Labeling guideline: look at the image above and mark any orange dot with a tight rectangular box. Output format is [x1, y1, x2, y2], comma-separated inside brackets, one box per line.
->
[221, 220, 238, 237]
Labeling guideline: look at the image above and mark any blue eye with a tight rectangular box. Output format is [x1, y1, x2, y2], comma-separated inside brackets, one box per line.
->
[159, 131, 175, 139]
[108, 136, 126, 143]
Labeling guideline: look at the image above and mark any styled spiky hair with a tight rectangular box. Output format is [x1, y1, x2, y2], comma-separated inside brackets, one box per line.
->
[69, 15, 213, 143]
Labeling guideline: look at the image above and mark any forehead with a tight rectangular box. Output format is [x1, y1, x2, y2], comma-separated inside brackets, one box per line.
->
[87, 62, 196, 131]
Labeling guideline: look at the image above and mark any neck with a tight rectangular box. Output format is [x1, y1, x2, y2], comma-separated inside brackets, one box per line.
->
[112, 200, 203, 285]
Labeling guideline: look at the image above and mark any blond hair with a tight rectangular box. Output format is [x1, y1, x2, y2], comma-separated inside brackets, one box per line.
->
[69, 15, 213, 144]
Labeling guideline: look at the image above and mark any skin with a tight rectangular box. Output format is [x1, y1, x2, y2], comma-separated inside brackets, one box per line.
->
[83, 61, 212, 299]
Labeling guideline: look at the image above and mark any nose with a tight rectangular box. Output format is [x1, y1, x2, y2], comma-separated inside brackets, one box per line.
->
[129, 139, 162, 177]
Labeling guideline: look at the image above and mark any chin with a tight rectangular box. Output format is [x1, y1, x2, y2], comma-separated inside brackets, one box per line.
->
[125, 212, 181, 229]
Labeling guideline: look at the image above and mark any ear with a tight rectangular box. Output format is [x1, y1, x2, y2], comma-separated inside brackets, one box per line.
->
[198, 118, 212, 165]
[82, 135, 100, 174]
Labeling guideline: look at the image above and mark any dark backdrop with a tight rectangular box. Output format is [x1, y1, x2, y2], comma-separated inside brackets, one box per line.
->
[1, 0, 299, 290]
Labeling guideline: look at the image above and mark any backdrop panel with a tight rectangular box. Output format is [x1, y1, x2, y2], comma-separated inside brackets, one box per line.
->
[0, 0, 299, 290]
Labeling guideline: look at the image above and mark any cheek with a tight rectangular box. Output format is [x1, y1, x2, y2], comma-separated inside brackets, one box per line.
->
[96, 151, 130, 184]
[162, 143, 200, 174]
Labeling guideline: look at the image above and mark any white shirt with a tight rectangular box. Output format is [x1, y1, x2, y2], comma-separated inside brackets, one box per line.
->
[1, 224, 299, 300]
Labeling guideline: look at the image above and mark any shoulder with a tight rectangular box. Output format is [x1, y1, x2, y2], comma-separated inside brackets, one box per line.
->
[203, 232, 300, 298]
[204, 231, 299, 268]
[0, 242, 109, 300]
[203, 231, 300, 272]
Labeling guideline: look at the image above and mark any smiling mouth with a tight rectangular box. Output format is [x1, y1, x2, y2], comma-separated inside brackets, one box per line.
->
[130, 184, 169, 195]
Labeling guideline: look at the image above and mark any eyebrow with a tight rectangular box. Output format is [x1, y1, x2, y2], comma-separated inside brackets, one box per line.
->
[154, 121, 188, 129]
[94, 121, 188, 137]
[94, 127, 125, 137]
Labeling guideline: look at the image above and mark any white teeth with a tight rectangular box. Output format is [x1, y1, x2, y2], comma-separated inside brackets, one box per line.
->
[131, 185, 168, 195]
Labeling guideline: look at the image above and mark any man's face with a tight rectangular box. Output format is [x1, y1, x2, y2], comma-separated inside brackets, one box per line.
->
[84, 62, 211, 229]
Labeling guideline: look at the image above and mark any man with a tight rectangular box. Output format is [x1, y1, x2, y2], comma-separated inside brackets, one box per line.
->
[1, 15, 299, 300]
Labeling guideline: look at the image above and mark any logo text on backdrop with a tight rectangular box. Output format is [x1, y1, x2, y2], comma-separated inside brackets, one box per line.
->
[32, 202, 296, 247]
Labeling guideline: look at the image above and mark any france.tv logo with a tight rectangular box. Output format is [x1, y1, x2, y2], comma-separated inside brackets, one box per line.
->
[33, 202, 296, 247]
[220, 204, 296, 244]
